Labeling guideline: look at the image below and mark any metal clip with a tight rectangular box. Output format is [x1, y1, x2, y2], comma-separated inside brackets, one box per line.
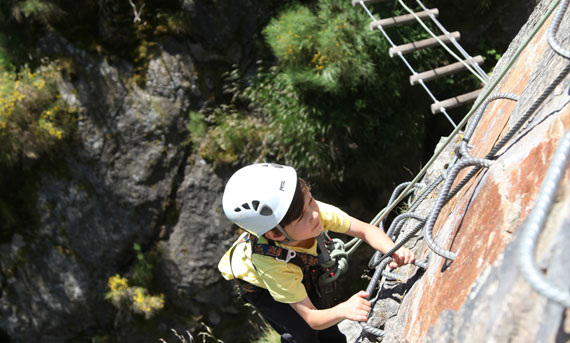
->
[276, 249, 296, 263]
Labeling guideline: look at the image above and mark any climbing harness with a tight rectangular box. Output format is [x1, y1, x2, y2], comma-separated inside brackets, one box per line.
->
[230, 232, 344, 308]
[249, 233, 320, 272]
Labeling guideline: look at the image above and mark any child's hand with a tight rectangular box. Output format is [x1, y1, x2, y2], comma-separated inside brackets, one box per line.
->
[337, 291, 371, 322]
[390, 247, 415, 268]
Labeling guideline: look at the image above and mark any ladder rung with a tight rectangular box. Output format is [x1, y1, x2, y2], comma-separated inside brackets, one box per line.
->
[431, 89, 482, 114]
[389, 32, 461, 57]
[370, 9, 439, 29]
[409, 55, 484, 85]
[352, 0, 391, 6]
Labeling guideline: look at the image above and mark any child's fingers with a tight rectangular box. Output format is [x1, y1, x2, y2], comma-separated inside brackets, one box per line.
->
[356, 310, 369, 322]
[359, 300, 371, 311]
[354, 303, 371, 321]
[392, 247, 416, 267]
[408, 251, 416, 264]
[391, 253, 403, 268]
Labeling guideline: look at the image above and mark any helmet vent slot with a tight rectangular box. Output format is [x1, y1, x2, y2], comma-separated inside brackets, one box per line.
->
[259, 205, 273, 216]
[242, 203, 251, 210]
[252, 201, 260, 211]
[234, 207, 241, 212]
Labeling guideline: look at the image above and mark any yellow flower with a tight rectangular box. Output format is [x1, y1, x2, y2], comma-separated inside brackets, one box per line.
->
[33, 79, 46, 90]
[108, 274, 129, 293]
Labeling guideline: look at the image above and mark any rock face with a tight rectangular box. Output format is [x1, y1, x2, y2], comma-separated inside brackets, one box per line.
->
[341, 1, 570, 342]
[0, 1, 276, 342]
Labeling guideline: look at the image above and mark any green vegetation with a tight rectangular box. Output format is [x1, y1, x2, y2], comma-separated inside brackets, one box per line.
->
[187, 111, 208, 147]
[105, 273, 165, 320]
[10, 0, 65, 25]
[132, 242, 159, 287]
[0, 57, 76, 242]
[0, 0, 190, 241]
[0, 63, 76, 166]
[195, 0, 475, 201]
[160, 326, 226, 343]
[105, 244, 164, 320]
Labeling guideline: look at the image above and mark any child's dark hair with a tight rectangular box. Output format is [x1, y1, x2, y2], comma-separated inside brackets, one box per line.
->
[266, 178, 309, 236]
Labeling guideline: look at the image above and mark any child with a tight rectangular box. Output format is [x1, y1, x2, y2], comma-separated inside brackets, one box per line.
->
[218, 163, 414, 342]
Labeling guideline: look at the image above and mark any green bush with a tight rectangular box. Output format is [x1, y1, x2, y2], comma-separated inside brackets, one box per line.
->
[0, 62, 76, 167]
[105, 245, 164, 320]
[132, 243, 156, 288]
[262, 2, 379, 93]
[197, 0, 433, 190]
[198, 105, 272, 167]
[187, 111, 207, 146]
[105, 274, 165, 320]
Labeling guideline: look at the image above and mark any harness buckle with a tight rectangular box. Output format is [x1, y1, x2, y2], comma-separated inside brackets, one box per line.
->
[276, 248, 296, 263]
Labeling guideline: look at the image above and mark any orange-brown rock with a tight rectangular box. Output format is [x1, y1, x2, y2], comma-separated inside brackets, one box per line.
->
[345, 1, 570, 342]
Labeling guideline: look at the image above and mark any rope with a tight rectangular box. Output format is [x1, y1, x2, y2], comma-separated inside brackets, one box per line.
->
[440, 107, 458, 128]
[518, 129, 570, 307]
[386, 212, 425, 241]
[360, 257, 391, 337]
[357, 1, 448, 126]
[462, 93, 521, 144]
[396, 0, 489, 85]
[360, 0, 476, 127]
[489, 67, 570, 158]
[414, 0, 489, 81]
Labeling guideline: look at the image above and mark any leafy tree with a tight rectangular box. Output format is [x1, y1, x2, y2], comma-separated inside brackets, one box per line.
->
[198, 0, 443, 202]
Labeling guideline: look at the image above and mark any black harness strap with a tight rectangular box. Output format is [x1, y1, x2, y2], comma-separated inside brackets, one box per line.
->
[247, 233, 320, 272]
[230, 233, 334, 308]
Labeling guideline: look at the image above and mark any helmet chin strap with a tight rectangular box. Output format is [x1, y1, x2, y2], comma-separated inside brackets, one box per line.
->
[275, 224, 296, 243]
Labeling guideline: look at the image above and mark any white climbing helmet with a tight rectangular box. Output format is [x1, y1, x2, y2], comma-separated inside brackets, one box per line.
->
[222, 163, 297, 236]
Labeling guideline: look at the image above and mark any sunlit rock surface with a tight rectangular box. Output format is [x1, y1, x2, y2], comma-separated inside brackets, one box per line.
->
[341, 0, 570, 341]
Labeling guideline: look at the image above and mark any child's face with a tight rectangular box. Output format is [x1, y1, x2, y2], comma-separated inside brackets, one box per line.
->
[283, 189, 322, 241]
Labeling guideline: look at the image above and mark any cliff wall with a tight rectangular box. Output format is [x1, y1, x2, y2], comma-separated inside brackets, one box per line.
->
[0, 1, 277, 341]
[341, 1, 570, 342]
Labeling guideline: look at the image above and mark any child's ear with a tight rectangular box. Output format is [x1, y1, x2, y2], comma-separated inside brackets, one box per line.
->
[264, 230, 286, 242]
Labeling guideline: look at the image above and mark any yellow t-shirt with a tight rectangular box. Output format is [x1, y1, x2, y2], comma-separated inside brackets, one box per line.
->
[218, 201, 351, 303]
